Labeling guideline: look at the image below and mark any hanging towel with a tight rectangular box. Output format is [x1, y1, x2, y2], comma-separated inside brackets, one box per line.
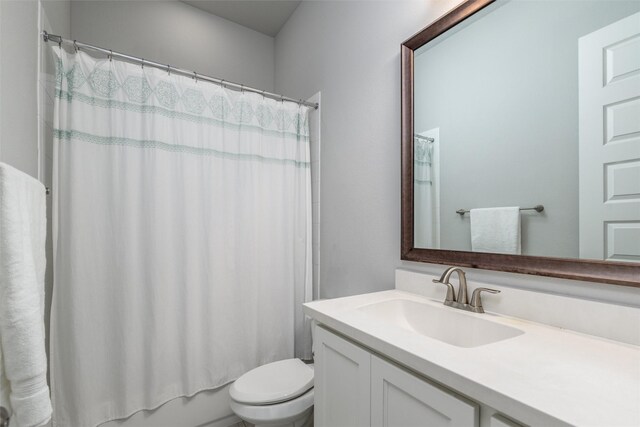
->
[470, 207, 521, 255]
[0, 162, 52, 427]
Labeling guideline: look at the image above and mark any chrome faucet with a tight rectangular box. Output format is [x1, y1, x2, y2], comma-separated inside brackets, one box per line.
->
[432, 266, 500, 313]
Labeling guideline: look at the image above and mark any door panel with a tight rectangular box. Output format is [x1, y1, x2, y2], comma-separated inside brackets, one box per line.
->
[605, 33, 640, 85]
[606, 221, 640, 261]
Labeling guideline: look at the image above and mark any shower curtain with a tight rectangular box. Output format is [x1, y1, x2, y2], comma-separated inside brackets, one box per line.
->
[414, 136, 435, 248]
[49, 47, 312, 427]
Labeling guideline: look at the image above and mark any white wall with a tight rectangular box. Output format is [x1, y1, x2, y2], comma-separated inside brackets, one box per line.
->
[415, 0, 640, 258]
[274, 0, 640, 307]
[70, 1, 275, 92]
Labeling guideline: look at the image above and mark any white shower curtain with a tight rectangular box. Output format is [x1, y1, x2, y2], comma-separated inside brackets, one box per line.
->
[414, 136, 435, 248]
[50, 47, 312, 427]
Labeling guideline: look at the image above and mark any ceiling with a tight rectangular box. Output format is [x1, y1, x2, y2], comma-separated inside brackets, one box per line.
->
[182, 0, 303, 37]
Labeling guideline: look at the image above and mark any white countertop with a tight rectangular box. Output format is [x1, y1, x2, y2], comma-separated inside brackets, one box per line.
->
[304, 290, 640, 427]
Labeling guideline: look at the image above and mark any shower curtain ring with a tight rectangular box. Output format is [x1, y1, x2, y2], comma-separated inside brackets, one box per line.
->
[167, 65, 171, 76]
[73, 40, 78, 53]
[109, 50, 113, 62]
[193, 71, 198, 83]
[240, 84, 244, 93]
[141, 59, 144, 69]
[220, 79, 225, 88]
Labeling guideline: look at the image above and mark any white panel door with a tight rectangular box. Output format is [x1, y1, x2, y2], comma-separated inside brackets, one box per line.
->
[314, 326, 371, 427]
[579, 12, 640, 262]
[371, 355, 479, 427]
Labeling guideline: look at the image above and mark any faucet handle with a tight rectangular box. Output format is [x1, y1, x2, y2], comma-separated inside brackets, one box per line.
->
[432, 279, 456, 303]
[470, 287, 500, 313]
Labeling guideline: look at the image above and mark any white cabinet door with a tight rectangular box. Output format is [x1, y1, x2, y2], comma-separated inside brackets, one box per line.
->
[314, 326, 371, 427]
[371, 355, 479, 427]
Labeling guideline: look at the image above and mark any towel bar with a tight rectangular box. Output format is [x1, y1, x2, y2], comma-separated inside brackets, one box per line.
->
[456, 205, 544, 216]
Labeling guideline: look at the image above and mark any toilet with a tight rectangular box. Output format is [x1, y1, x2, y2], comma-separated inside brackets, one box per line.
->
[229, 358, 314, 427]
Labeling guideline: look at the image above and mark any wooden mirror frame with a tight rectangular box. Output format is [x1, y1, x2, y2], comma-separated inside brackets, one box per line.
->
[400, 0, 640, 288]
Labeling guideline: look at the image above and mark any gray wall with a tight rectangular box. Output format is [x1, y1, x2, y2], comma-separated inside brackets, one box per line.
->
[0, 0, 39, 178]
[415, 0, 640, 258]
[0, 0, 71, 374]
[274, 0, 461, 299]
[0, 1, 70, 180]
[275, 0, 640, 307]
[1, 3, 69, 427]
[71, 1, 275, 92]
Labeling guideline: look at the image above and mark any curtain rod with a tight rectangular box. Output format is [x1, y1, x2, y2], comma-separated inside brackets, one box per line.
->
[42, 31, 318, 109]
[414, 134, 434, 142]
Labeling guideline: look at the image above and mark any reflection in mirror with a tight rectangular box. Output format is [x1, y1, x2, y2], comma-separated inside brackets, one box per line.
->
[413, 0, 640, 263]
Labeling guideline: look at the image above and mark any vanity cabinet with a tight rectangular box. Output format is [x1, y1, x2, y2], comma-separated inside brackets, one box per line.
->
[315, 325, 484, 427]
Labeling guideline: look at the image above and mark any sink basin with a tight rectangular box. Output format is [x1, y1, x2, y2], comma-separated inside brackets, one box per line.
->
[357, 299, 523, 348]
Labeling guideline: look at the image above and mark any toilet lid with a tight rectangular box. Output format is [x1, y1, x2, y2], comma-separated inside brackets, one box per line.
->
[230, 358, 314, 405]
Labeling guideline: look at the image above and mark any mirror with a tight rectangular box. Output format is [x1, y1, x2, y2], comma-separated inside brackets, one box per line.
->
[401, 0, 640, 287]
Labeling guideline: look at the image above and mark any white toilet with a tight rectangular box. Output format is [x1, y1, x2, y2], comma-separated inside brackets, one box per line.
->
[229, 358, 314, 427]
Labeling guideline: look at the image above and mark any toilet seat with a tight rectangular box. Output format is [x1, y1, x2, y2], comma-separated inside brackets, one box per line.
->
[230, 358, 314, 405]
[229, 387, 314, 426]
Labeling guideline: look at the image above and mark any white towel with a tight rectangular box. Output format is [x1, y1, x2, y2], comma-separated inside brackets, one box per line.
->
[470, 207, 521, 255]
[0, 163, 52, 427]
